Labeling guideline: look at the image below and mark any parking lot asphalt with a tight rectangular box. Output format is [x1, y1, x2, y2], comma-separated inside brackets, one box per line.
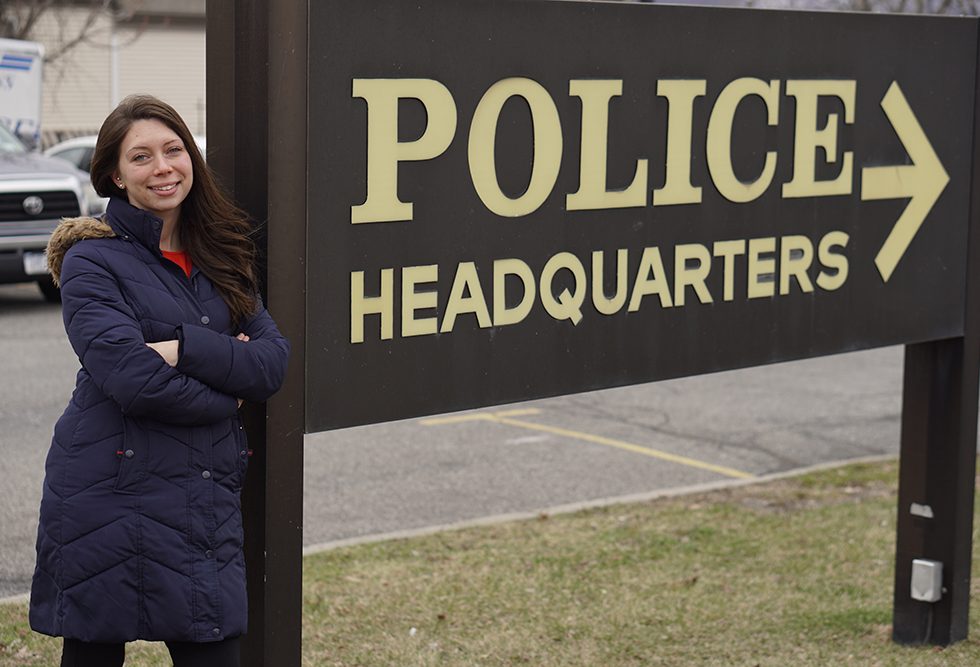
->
[301, 343, 903, 552]
[1, 282, 905, 599]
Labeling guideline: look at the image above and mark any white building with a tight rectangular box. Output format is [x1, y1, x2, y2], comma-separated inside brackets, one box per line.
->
[29, 0, 206, 146]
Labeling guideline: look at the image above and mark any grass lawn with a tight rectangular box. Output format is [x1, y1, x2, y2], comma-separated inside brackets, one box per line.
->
[2, 459, 978, 665]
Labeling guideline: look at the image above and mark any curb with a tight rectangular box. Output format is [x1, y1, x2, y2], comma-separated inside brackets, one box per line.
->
[302, 453, 897, 556]
[0, 591, 28, 606]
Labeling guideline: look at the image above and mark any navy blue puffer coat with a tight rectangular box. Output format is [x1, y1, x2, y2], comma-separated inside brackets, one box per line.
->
[29, 197, 289, 643]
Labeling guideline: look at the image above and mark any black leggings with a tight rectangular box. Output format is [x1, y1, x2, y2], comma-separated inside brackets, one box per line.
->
[61, 636, 241, 667]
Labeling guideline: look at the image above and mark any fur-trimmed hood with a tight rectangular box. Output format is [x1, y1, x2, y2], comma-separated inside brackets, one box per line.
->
[46, 216, 116, 286]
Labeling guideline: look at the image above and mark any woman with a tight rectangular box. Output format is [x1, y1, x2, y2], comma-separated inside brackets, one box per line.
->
[29, 95, 290, 667]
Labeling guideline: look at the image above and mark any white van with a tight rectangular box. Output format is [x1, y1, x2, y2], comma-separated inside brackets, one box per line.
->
[0, 38, 44, 150]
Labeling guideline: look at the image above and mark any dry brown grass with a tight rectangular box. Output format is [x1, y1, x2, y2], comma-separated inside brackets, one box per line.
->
[3, 460, 979, 666]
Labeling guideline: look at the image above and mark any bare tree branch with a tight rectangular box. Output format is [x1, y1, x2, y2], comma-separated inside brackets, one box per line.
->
[19, 1, 57, 40]
[1, 0, 56, 41]
[43, 1, 115, 64]
[956, 0, 979, 16]
[0, 0, 119, 65]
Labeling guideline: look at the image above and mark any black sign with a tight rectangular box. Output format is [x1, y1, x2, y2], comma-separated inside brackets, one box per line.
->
[306, 0, 976, 431]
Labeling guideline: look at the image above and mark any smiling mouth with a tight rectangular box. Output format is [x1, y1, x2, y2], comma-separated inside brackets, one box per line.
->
[150, 183, 178, 193]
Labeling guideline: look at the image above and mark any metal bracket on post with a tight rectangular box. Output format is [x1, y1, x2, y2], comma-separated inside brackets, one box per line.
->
[892, 23, 980, 646]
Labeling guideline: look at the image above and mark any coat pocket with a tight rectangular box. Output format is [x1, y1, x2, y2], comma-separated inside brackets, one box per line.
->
[114, 418, 147, 495]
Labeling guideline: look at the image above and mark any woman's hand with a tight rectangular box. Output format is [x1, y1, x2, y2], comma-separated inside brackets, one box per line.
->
[149, 334, 250, 400]
[235, 333, 249, 407]
[149, 334, 246, 367]
[146, 340, 179, 367]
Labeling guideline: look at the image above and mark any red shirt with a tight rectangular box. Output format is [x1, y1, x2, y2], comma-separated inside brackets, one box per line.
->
[162, 249, 192, 278]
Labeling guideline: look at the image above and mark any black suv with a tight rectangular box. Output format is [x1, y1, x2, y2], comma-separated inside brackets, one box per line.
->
[0, 122, 94, 302]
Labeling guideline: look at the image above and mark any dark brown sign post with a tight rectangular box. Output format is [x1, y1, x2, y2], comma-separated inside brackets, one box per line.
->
[207, 1, 306, 665]
[207, 0, 980, 663]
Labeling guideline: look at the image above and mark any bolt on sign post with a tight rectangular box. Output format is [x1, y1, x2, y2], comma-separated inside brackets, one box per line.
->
[208, 0, 980, 663]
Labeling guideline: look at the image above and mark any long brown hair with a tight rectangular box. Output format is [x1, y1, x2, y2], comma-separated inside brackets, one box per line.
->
[90, 94, 259, 325]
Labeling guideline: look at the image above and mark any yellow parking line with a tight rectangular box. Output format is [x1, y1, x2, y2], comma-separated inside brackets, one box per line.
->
[492, 416, 754, 480]
[421, 408, 753, 480]
[419, 408, 541, 426]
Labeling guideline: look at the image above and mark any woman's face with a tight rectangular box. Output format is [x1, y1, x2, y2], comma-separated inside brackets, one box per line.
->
[114, 118, 194, 226]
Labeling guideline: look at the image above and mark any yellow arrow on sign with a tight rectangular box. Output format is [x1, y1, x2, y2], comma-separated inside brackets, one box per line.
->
[861, 81, 949, 283]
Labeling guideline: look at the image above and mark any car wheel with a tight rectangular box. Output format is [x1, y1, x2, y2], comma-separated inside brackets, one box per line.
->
[37, 277, 62, 303]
